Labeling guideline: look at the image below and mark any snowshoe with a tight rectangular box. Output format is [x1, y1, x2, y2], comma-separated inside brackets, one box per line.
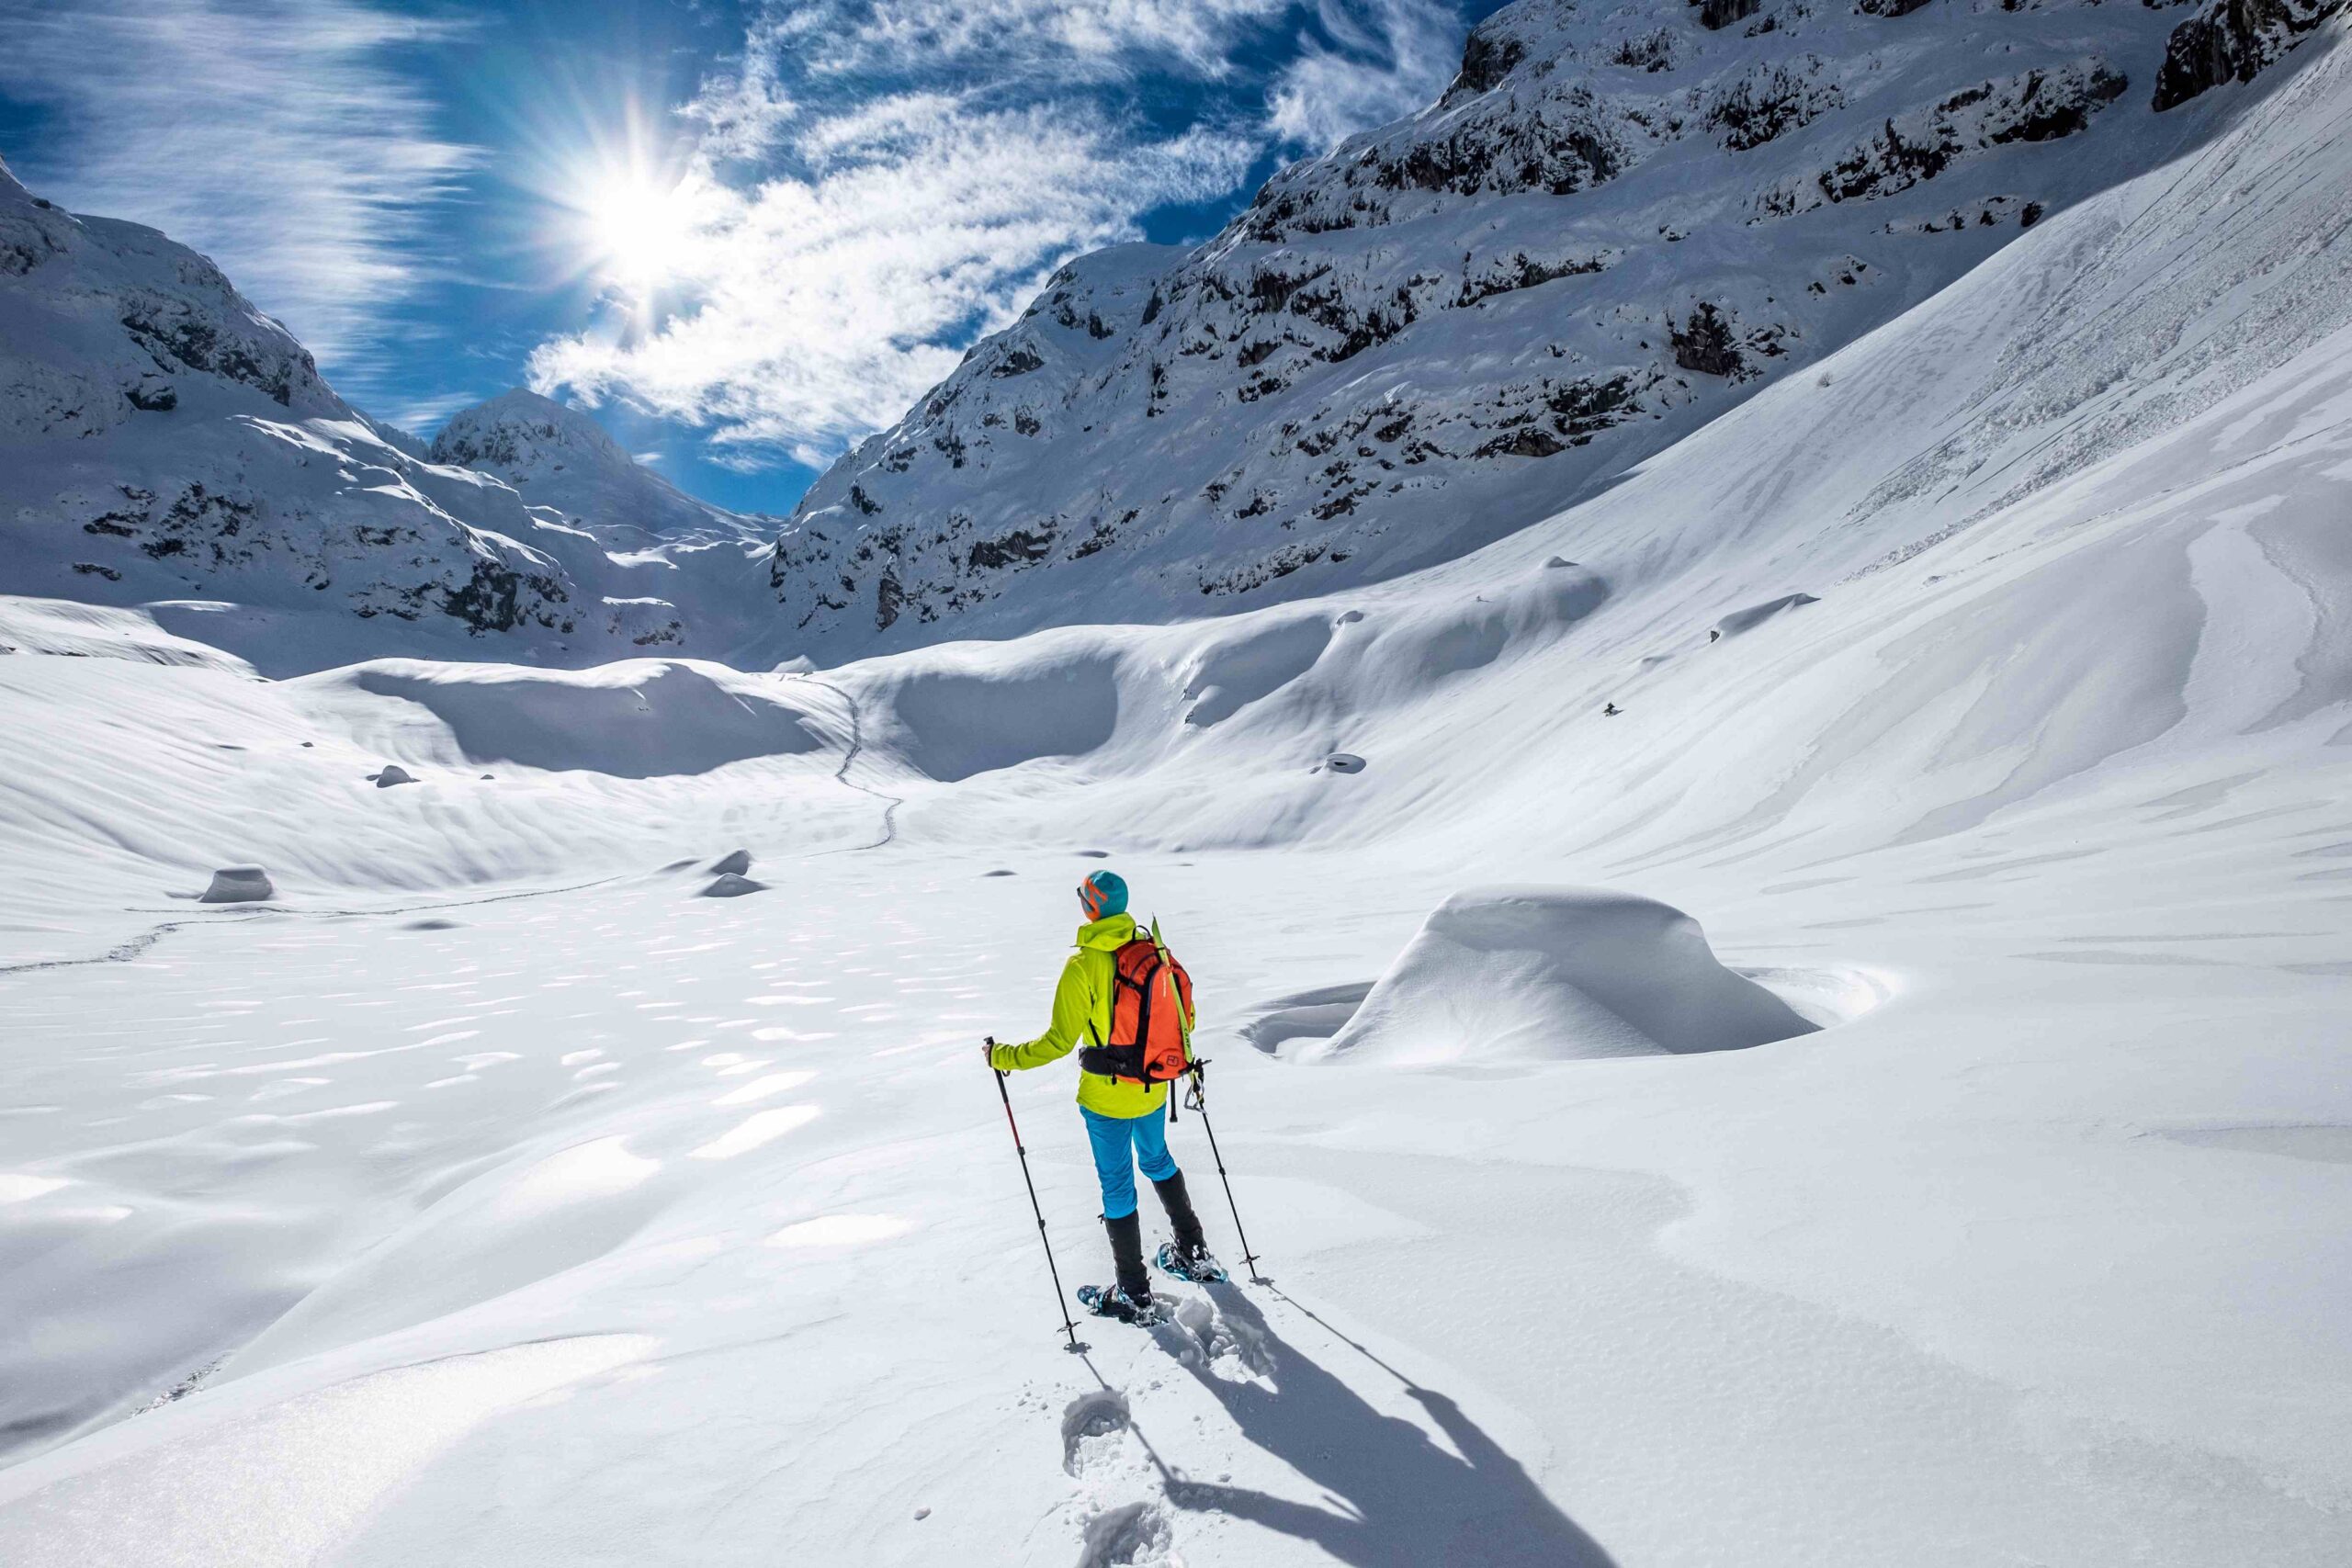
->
[1155, 1240, 1228, 1285]
[1077, 1284, 1170, 1325]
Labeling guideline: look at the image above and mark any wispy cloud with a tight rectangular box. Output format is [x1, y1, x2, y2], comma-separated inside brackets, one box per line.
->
[1269, 0, 1463, 151]
[385, 388, 493, 439]
[0, 0, 473, 374]
[772, 0, 1292, 83]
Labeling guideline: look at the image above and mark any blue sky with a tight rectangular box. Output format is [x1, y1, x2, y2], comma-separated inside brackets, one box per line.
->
[0, 0, 1503, 514]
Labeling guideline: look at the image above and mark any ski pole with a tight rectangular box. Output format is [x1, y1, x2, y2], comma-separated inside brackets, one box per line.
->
[987, 1040, 1084, 1351]
[1183, 1065, 1263, 1281]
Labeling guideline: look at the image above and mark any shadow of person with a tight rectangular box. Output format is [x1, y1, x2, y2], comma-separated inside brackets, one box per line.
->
[1157, 1288, 1615, 1567]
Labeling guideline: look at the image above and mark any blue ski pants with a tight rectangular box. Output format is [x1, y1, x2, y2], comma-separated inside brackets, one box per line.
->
[1081, 1105, 1178, 1220]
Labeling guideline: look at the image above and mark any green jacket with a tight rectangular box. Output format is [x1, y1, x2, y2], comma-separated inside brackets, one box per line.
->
[989, 912, 1169, 1117]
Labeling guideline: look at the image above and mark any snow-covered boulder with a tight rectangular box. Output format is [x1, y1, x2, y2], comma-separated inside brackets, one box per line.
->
[371, 764, 416, 788]
[1312, 886, 1815, 1066]
[700, 873, 766, 898]
[198, 865, 272, 903]
[709, 849, 753, 876]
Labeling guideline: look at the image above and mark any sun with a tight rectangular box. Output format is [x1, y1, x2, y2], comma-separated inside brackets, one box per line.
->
[582, 170, 699, 288]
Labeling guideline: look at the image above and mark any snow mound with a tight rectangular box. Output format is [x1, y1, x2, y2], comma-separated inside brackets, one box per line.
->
[306, 660, 829, 779]
[1714, 592, 1821, 640]
[709, 850, 752, 876]
[862, 648, 1121, 782]
[198, 865, 272, 904]
[226, 1136, 665, 1376]
[1313, 886, 1817, 1066]
[1182, 615, 1332, 727]
[700, 873, 765, 898]
[0, 597, 254, 671]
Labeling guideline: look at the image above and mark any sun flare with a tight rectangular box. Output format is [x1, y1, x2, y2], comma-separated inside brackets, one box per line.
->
[582, 171, 700, 288]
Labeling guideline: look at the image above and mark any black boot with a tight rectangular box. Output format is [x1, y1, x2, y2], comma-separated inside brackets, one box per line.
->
[1105, 1210, 1151, 1303]
[1152, 1172, 1207, 1260]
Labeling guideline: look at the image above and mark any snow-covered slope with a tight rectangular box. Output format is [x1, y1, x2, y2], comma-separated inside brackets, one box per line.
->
[1, 16, 2349, 1568]
[769, 0, 2334, 657]
[0, 164, 769, 673]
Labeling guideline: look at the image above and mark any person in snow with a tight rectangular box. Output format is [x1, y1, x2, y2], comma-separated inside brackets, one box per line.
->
[986, 871, 1220, 1322]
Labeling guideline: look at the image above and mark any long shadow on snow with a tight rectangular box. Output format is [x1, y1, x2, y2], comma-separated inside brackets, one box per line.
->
[1159, 1286, 1614, 1567]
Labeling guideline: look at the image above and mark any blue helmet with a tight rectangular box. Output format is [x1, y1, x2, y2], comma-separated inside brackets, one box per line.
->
[1078, 870, 1128, 920]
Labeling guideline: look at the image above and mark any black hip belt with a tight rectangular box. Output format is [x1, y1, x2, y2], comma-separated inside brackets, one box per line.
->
[1080, 1044, 1156, 1083]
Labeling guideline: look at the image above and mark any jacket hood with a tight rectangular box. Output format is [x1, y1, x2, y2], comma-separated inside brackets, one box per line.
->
[1076, 912, 1136, 951]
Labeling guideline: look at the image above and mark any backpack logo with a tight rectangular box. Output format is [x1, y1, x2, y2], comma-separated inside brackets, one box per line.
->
[1080, 920, 1194, 1085]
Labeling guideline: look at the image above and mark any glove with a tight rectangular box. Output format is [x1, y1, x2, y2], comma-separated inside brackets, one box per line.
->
[983, 1035, 1002, 1072]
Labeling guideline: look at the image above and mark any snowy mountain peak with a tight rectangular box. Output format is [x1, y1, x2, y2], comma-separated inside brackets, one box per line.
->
[428, 388, 636, 483]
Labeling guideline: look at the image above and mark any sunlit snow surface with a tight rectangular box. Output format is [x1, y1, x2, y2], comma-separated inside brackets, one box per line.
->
[6, 39, 2352, 1568]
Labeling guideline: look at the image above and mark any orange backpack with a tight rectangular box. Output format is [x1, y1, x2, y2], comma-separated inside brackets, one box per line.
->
[1079, 919, 1195, 1089]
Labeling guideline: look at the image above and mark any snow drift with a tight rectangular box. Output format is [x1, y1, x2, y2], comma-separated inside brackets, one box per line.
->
[298, 660, 829, 779]
[1311, 886, 1817, 1065]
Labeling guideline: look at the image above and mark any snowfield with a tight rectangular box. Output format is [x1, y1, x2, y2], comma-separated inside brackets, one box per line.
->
[5, 8, 2352, 1568]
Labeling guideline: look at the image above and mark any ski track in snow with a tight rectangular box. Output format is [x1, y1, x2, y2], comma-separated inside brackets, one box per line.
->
[792, 672, 903, 854]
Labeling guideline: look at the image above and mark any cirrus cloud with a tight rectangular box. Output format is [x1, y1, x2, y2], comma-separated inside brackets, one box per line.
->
[0, 0, 475, 378]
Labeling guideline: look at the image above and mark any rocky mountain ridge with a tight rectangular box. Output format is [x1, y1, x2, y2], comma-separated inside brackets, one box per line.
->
[767, 0, 2342, 658]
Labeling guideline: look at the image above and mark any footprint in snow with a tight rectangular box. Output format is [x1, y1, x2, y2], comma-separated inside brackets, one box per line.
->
[1168, 1294, 1275, 1382]
[1077, 1501, 1174, 1568]
[1060, 1388, 1132, 1477]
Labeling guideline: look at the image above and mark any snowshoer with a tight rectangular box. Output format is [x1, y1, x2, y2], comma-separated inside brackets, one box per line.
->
[987, 870, 1222, 1324]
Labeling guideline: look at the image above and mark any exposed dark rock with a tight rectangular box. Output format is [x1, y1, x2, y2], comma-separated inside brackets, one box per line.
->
[1672, 305, 1745, 378]
[1478, 425, 1572, 458]
[968, 527, 1057, 570]
[1987, 66, 2130, 142]
[1448, 30, 1528, 99]
[441, 559, 568, 634]
[1547, 374, 1642, 440]
[1456, 252, 1608, 307]
[2153, 0, 2346, 110]
[1610, 29, 1679, 72]
[1709, 63, 1846, 152]
[1692, 0, 1762, 29]
[118, 296, 311, 406]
